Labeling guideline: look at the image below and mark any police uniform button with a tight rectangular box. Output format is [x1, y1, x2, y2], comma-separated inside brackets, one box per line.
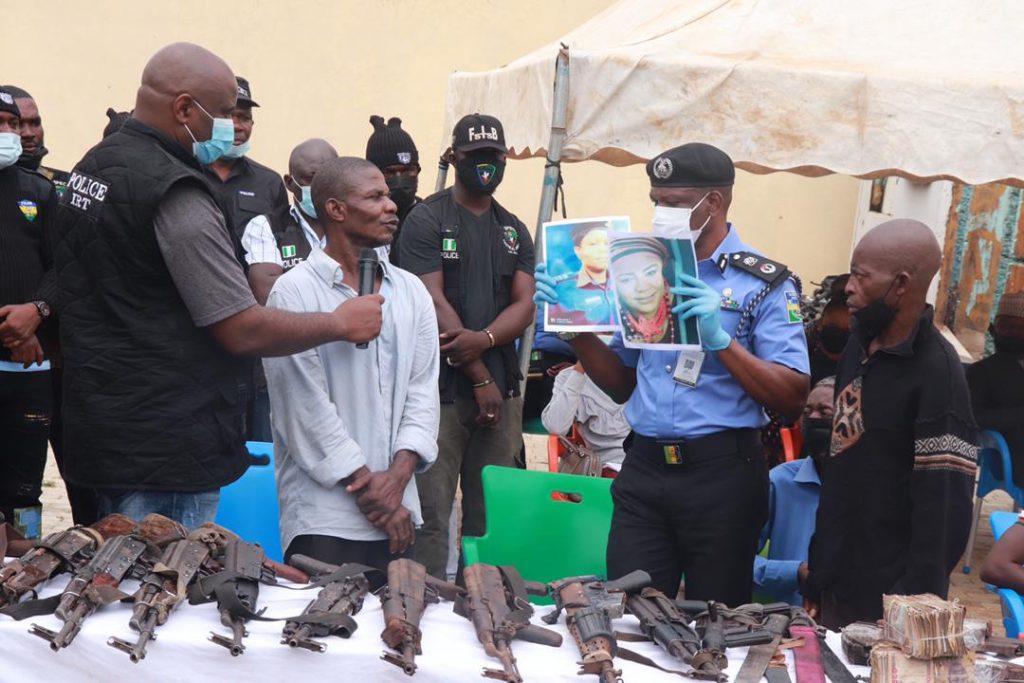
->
[665, 365, 673, 373]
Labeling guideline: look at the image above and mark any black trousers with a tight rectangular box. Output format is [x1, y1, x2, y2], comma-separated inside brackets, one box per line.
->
[606, 429, 769, 605]
[0, 371, 52, 526]
[285, 534, 410, 577]
[49, 368, 99, 525]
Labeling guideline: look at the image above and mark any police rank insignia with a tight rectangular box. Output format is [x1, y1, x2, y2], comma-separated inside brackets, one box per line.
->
[18, 200, 38, 222]
[785, 290, 803, 324]
[502, 225, 519, 254]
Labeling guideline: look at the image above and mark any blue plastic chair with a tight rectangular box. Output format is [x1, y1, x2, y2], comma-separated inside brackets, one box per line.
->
[214, 441, 283, 562]
[989, 511, 1024, 637]
[962, 430, 1024, 573]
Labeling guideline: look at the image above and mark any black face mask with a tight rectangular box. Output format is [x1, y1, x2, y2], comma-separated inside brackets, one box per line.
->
[852, 278, 900, 340]
[801, 416, 833, 460]
[993, 332, 1024, 355]
[386, 175, 418, 215]
[818, 325, 850, 354]
[16, 144, 47, 171]
[455, 152, 506, 196]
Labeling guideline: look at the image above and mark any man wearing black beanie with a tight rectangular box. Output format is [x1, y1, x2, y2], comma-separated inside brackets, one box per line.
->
[365, 115, 420, 267]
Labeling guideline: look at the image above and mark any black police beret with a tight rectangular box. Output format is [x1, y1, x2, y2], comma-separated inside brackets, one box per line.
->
[646, 142, 735, 188]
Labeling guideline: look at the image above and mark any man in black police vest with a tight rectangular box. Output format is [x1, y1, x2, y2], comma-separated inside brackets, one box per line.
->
[203, 76, 288, 242]
[399, 113, 536, 579]
[53, 42, 385, 528]
[239, 138, 337, 442]
[242, 138, 338, 305]
[0, 89, 59, 536]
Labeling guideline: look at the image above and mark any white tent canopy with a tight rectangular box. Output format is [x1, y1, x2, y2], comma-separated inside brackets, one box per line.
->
[444, 0, 1024, 186]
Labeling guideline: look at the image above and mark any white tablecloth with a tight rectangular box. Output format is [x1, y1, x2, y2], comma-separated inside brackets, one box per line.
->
[0, 581, 870, 683]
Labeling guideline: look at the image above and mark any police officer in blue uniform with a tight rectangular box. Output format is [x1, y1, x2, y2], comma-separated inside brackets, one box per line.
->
[535, 143, 810, 603]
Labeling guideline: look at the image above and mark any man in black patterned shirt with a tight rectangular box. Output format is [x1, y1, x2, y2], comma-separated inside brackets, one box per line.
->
[803, 219, 977, 629]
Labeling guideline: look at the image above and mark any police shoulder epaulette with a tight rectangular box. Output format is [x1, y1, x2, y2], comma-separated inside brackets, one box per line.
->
[721, 251, 791, 287]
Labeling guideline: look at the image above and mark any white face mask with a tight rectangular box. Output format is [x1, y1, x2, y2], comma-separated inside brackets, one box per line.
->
[651, 192, 711, 241]
[0, 132, 22, 169]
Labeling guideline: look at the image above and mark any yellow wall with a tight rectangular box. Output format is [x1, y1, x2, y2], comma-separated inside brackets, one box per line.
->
[2, 0, 858, 284]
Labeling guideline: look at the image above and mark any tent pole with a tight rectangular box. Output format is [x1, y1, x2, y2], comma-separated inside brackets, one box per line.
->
[516, 45, 570, 398]
[434, 157, 450, 193]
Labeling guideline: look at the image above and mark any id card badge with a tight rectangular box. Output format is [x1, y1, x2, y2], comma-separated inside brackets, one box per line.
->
[672, 349, 705, 388]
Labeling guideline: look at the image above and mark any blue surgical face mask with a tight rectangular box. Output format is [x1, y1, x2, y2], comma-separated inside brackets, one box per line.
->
[0, 132, 22, 169]
[184, 100, 235, 165]
[220, 139, 251, 160]
[292, 180, 316, 218]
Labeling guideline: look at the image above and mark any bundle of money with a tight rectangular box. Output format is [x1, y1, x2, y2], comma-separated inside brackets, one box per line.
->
[870, 643, 975, 683]
[882, 594, 967, 659]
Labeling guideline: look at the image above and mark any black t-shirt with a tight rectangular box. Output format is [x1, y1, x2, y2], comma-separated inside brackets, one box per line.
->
[399, 191, 535, 400]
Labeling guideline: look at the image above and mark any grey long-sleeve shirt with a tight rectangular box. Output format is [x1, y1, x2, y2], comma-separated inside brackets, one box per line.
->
[541, 368, 629, 467]
[263, 249, 440, 549]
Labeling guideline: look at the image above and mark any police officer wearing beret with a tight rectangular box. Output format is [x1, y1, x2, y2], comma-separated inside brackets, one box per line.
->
[535, 143, 810, 603]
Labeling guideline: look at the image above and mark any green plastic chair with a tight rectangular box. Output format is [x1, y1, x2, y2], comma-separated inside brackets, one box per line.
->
[522, 415, 548, 436]
[462, 465, 614, 604]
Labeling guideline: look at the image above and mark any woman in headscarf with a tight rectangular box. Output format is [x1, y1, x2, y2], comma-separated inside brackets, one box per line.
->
[610, 236, 681, 344]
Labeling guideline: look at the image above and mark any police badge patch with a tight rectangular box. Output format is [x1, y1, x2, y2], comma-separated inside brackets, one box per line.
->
[397, 152, 412, 165]
[501, 225, 519, 255]
[18, 200, 38, 223]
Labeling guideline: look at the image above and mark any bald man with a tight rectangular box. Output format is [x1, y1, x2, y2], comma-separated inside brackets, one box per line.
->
[803, 219, 977, 629]
[240, 138, 338, 441]
[53, 43, 383, 528]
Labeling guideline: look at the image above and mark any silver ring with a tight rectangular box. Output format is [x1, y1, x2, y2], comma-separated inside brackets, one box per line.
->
[486, 413, 495, 418]
[446, 357, 454, 366]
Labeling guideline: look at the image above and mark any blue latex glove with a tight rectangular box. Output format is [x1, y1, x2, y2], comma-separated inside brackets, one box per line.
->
[533, 263, 559, 305]
[670, 273, 732, 351]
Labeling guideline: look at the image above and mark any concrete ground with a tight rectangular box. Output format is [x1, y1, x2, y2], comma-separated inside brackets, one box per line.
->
[39, 435, 1008, 628]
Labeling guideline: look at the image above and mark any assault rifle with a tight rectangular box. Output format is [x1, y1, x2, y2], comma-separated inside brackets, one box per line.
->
[626, 588, 728, 682]
[107, 537, 211, 662]
[188, 538, 268, 656]
[380, 558, 464, 675]
[29, 514, 187, 651]
[0, 513, 137, 608]
[281, 555, 374, 653]
[454, 564, 562, 682]
[541, 570, 652, 683]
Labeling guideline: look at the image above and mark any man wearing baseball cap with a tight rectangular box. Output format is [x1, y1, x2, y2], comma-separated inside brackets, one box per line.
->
[365, 115, 420, 266]
[204, 76, 288, 243]
[535, 142, 810, 604]
[398, 113, 536, 579]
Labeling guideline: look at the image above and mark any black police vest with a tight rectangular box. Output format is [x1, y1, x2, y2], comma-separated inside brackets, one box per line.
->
[53, 119, 249, 491]
[265, 204, 313, 271]
[422, 188, 522, 402]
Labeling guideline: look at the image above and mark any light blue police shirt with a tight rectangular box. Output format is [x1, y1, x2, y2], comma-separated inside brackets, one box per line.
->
[611, 226, 809, 439]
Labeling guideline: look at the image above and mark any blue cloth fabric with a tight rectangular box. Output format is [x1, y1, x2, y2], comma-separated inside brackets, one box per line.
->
[753, 457, 821, 604]
[96, 488, 220, 531]
[531, 304, 577, 358]
[610, 226, 809, 438]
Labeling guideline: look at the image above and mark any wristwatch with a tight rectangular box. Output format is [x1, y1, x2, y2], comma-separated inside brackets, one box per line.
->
[32, 301, 51, 319]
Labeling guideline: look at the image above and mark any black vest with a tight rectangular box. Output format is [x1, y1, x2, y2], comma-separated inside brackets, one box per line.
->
[53, 119, 248, 491]
[423, 188, 522, 402]
[265, 204, 313, 271]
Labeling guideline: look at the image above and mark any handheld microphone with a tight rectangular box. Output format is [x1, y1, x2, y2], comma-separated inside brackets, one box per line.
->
[356, 248, 379, 350]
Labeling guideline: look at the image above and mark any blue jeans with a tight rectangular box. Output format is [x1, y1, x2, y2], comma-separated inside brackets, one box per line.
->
[96, 488, 220, 530]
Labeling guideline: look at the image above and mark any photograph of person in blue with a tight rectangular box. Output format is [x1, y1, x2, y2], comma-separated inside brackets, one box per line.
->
[543, 216, 629, 331]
